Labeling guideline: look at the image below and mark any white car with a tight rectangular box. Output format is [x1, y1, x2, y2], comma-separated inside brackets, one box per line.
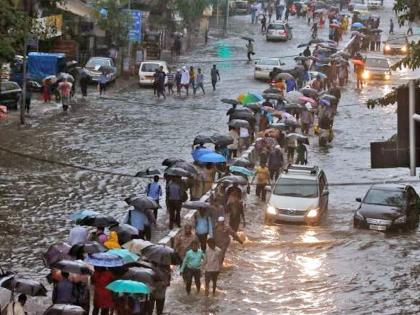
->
[254, 58, 284, 80]
[265, 165, 329, 225]
[138, 61, 168, 86]
[367, 0, 382, 9]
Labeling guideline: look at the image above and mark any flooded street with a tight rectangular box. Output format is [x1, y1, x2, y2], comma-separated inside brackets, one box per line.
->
[2, 1, 420, 314]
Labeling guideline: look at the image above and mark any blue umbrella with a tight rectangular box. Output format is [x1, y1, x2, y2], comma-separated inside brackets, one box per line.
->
[191, 148, 213, 161]
[107, 249, 140, 263]
[85, 253, 124, 267]
[320, 98, 331, 106]
[70, 210, 99, 221]
[352, 22, 365, 29]
[229, 166, 254, 177]
[106, 280, 150, 294]
[197, 152, 227, 164]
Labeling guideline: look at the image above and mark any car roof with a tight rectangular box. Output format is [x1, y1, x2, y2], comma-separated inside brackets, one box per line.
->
[370, 184, 408, 191]
[279, 165, 321, 181]
[141, 61, 167, 64]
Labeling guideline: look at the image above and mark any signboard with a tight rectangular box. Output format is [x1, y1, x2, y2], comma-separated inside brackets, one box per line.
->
[35, 15, 63, 39]
[128, 10, 142, 42]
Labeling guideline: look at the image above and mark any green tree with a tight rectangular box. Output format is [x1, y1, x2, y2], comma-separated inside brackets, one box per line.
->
[392, 0, 420, 70]
[94, 0, 132, 47]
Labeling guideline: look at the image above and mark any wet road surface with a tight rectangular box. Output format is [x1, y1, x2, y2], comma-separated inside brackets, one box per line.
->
[2, 0, 420, 314]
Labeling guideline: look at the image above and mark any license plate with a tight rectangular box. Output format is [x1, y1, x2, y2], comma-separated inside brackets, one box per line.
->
[369, 224, 387, 231]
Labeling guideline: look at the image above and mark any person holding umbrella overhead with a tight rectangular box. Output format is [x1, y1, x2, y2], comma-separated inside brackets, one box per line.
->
[246, 40, 255, 61]
[91, 267, 116, 315]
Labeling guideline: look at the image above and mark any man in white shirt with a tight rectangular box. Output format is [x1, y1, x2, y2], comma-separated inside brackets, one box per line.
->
[202, 238, 221, 296]
[7, 294, 26, 315]
[68, 224, 88, 246]
[180, 66, 190, 96]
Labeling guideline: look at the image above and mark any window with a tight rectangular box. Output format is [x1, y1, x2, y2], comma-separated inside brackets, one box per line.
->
[363, 189, 406, 207]
[268, 24, 285, 30]
[86, 58, 111, 67]
[273, 178, 318, 198]
[141, 63, 161, 72]
[365, 58, 389, 68]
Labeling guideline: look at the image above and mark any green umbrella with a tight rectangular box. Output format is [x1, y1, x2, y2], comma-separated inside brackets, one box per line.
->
[106, 280, 150, 294]
[107, 249, 140, 263]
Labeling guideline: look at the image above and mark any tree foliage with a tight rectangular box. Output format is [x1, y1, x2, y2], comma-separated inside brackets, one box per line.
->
[175, 0, 211, 27]
[392, 0, 420, 70]
[94, 0, 131, 47]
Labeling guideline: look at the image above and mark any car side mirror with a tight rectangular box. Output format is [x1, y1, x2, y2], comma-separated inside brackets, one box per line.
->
[355, 197, 361, 202]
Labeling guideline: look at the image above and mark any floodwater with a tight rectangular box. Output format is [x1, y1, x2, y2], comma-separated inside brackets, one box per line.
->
[1, 0, 420, 314]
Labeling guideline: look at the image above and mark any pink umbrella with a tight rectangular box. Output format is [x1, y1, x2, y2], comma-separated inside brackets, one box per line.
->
[298, 96, 316, 105]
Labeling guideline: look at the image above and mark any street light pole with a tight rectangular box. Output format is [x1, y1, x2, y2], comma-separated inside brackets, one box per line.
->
[224, 0, 229, 34]
[409, 79, 416, 176]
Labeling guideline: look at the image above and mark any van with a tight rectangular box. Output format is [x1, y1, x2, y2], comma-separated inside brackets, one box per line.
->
[138, 61, 168, 86]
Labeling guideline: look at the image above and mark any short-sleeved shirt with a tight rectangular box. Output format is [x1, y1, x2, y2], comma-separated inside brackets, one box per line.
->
[255, 166, 270, 184]
[58, 82, 72, 97]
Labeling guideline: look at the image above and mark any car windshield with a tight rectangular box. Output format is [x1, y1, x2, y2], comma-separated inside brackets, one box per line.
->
[86, 58, 111, 67]
[268, 24, 285, 30]
[273, 178, 318, 198]
[141, 63, 161, 72]
[236, 2, 247, 8]
[365, 58, 388, 68]
[388, 37, 406, 45]
[257, 59, 279, 66]
[363, 189, 406, 207]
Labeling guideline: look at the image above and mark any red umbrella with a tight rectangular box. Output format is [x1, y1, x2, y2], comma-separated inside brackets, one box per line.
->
[351, 59, 365, 66]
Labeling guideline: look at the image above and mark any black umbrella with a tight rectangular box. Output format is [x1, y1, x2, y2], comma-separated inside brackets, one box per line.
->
[270, 122, 288, 130]
[243, 103, 261, 110]
[164, 167, 193, 178]
[142, 245, 174, 265]
[57, 73, 75, 83]
[183, 201, 212, 209]
[78, 215, 118, 227]
[1, 277, 48, 296]
[309, 38, 327, 44]
[263, 87, 282, 95]
[300, 87, 319, 97]
[294, 56, 308, 61]
[217, 175, 248, 186]
[263, 93, 284, 101]
[297, 43, 310, 48]
[51, 260, 94, 275]
[193, 134, 212, 146]
[164, 161, 198, 177]
[109, 224, 139, 245]
[229, 111, 256, 123]
[129, 196, 160, 210]
[369, 29, 383, 33]
[231, 158, 254, 169]
[274, 72, 295, 80]
[228, 119, 250, 129]
[221, 98, 239, 105]
[209, 133, 234, 146]
[69, 242, 106, 257]
[99, 65, 114, 75]
[241, 36, 254, 41]
[161, 158, 185, 167]
[135, 167, 162, 177]
[43, 243, 72, 268]
[43, 304, 86, 315]
[320, 94, 337, 102]
[121, 267, 156, 288]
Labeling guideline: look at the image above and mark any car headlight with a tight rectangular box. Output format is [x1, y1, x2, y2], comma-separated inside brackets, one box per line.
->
[267, 205, 277, 215]
[306, 208, 319, 218]
[394, 215, 406, 224]
[401, 45, 407, 52]
[362, 70, 370, 79]
[384, 73, 390, 80]
[354, 211, 364, 221]
[384, 45, 391, 51]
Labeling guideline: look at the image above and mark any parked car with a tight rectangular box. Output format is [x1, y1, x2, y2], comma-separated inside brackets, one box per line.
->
[0, 81, 22, 110]
[362, 56, 391, 81]
[138, 61, 168, 86]
[84, 57, 117, 84]
[232, 1, 249, 15]
[266, 22, 293, 41]
[353, 184, 420, 231]
[367, 0, 382, 9]
[348, 0, 368, 12]
[254, 58, 284, 80]
[383, 34, 409, 55]
[265, 165, 329, 225]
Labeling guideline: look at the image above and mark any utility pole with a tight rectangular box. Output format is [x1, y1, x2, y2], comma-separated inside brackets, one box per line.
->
[216, 0, 219, 29]
[409, 80, 417, 176]
[224, 0, 229, 34]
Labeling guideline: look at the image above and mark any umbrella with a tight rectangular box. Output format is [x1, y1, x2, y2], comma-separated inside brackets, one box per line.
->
[274, 72, 294, 80]
[70, 210, 99, 222]
[198, 133, 233, 146]
[191, 147, 213, 161]
[274, 111, 298, 123]
[161, 158, 185, 167]
[300, 87, 319, 97]
[320, 94, 337, 102]
[262, 106, 275, 113]
[196, 152, 227, 164]
[351, 59, 365, 66]
[129, 196, 159, 210]
[69, 242, 106, 257]
[78, 215, 118, 227]
[107, 249, 140, 263]
[43, 243, 72, 267]
[309, 38, 327, 44]
[232, 107, 253, 114]
[285, 91, 303, 104]
[228, 119, 250, 129]
[229, 111, 256, 123]
[43, 75, 58, 85]
[106, 280, 150, 294]
[193, 134, 212, 145]
[183, 201, 212, 209]
[221, 98, 239, 105]
[141, 245, 174, 265]
[163, 167, 191, 177]
[57, 73, 75, 82]
[263, 93, 284, 101]
[286, 133, 309, 144]
[231, 158, 254, 169]
[109, 224, 139, 244]
[294, 56, 308, 61]
[217, 175, 248, 186]
[241, 36, 254, 42]
[84, 253, 124, 268]
[263, 87, 282, 95]
[279, 103, 304, 111]
[314, 8, 325, 13]
[43, 304, 86, 315]
[229, 166, 254, 177]
[1, 278, 47, 296]
[299, 96, 316, 105]
[134, 167, 162, 177]
[308, 71, 327, 79]
[270, 122, 288, 130]
[320, 98, 331, 106]
[121, 267, 156, 287]
[166, 161, 198, 175]
[123, 239, 154, 254]
[297, 43, 310, 48]
[237, 93, 263, 105]
[51, 260, 94, 275]
[351, 22, 365, 29]
[369, 29, 383, 33]
[243, 103, 261, 110]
